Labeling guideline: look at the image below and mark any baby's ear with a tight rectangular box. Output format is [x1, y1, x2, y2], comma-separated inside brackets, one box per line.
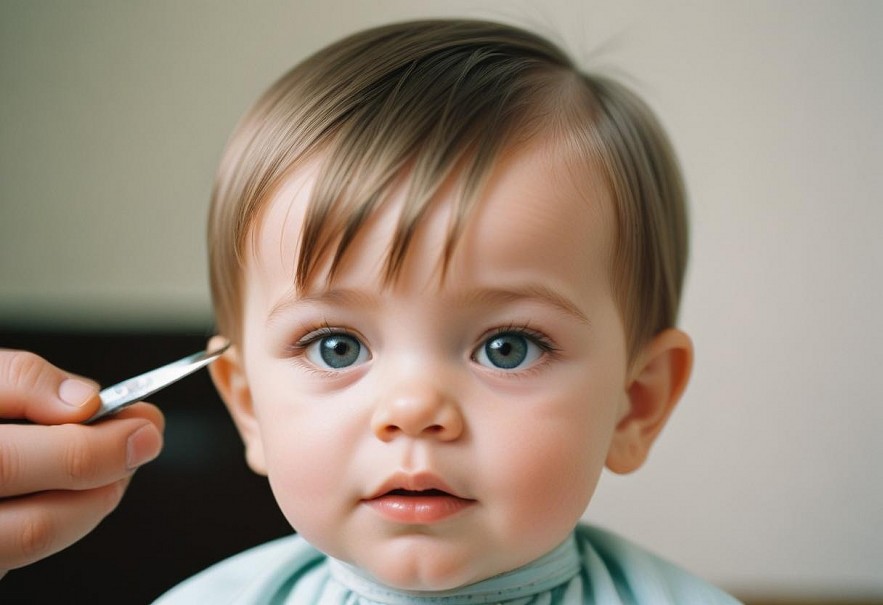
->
[207, 336, 267, 475]
[606, 329, 693, 474]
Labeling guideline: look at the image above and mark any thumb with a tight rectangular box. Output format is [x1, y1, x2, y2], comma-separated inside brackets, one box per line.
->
[0, 350, 100, 424]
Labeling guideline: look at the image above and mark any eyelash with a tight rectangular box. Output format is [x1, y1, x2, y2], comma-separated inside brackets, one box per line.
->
[481, 324, 558, 352]
[290, 323, 346, 351]
[284, 322, 560, 373]
[473, 324, 559, 373]
[283, 323, 361, 373]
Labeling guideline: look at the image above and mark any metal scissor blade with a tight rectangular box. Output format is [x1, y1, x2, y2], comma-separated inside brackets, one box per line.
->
[85, 342, 230, 423]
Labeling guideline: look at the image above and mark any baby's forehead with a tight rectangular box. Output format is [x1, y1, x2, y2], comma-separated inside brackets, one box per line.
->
[447, 142, 615, 275]
[249, 163, 319, 270]
[248, 140, 615, 288]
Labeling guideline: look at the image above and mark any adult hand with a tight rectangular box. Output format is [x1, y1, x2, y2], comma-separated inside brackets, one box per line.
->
[0, 350, 164, 577]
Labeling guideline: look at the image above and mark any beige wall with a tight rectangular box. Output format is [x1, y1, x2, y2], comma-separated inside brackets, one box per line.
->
[2, 1, 881, 599]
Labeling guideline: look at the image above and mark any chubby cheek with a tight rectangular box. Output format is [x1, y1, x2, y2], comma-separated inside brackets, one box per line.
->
[264, 433, 358, 552]
[485, 379, 617, 548]
[248, 374, 360, 543]
[499, 424, 598, 537]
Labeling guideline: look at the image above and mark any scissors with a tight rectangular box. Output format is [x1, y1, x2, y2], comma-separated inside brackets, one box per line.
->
[85, 342, 230, 424]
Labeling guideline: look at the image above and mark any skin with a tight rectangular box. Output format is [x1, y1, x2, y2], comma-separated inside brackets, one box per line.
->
[0, 350, 164, 576]
[211, 137, 693, 592]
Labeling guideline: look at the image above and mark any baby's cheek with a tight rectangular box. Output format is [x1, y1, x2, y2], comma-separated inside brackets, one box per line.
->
[262, 425, 340, 529]
[489, 403, 606, 546]
[515, 433, 597, 525]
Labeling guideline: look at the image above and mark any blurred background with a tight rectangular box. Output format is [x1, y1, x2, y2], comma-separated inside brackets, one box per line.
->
[1, 1, 880, 603]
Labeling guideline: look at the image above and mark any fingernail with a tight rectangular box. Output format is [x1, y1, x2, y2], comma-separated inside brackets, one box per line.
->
[58, 378, 97, 407]
[126, 424, 162, 470]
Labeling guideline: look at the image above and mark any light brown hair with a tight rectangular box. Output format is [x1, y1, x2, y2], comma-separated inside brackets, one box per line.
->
[208, 19, 688, 359]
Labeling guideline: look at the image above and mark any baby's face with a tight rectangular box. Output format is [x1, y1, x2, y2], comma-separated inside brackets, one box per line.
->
[226, 140, 632, 590]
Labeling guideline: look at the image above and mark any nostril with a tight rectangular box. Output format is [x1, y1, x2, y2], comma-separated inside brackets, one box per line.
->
[381, 425, 400, 437]
[377, 423, 445, 439]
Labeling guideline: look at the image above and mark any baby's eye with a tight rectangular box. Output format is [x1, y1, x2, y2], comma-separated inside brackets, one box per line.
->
[473, 331, 544, 371]
[304, 333, 370, 369]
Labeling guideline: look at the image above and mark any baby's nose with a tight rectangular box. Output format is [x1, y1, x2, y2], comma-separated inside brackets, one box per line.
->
[370, 380, 464, 442]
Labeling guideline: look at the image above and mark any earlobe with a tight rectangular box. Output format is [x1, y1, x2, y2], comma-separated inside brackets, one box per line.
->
[606, 329, 693, 475]
[207, 336, 268, 475]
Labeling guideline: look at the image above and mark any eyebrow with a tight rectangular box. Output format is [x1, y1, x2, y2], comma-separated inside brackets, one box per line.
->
[458, 284, 591, 325]
[266, 288, 379, 325]
[266, 283, 590, 326]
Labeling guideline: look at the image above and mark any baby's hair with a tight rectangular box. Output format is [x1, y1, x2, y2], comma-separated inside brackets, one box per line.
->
[208, 19, 687, 359]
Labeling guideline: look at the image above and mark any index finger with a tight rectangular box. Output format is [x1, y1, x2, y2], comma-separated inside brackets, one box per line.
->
[0, 350, 101, 424]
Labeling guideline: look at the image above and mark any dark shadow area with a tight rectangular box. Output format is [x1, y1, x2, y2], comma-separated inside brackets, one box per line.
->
[0, 329, 292, 604]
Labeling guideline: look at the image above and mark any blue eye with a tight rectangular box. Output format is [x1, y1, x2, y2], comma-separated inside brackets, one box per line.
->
[305, 333, 369, 369]
[474, 332, 543, 370]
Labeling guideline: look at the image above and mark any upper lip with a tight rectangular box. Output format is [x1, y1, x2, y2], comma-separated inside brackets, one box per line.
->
[365, 471, 471, 501]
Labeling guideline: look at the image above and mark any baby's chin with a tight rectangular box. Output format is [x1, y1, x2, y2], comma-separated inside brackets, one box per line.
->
[296, 516, 555, 592]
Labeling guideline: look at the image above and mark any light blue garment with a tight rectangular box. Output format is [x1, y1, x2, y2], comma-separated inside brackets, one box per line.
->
[153, 525, 742, 604]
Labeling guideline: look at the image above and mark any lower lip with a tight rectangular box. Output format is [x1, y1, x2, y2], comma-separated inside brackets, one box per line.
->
[364, 493, 475, 524]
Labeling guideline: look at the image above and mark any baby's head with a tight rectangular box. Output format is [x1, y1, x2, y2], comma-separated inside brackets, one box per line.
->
[207, 19, 692, 591]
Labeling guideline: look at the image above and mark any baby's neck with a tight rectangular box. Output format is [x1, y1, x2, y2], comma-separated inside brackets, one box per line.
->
[327, 533, 580, 604]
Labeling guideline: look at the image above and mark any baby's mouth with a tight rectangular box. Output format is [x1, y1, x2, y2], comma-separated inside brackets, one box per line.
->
[364, 477, 476, 524]
[385, 488, 450, 497]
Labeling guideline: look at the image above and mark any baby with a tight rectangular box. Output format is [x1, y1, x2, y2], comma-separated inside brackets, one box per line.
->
[156, 18, 740, 604]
